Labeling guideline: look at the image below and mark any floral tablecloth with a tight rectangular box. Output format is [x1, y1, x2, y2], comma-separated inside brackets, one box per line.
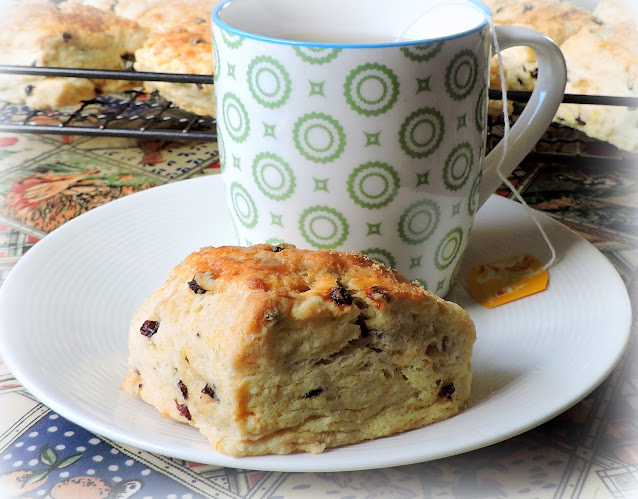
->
[0, 130, 636, 498]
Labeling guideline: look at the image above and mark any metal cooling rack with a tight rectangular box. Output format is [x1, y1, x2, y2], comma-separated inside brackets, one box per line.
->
[1, 65, 637, 162]
[0, 66, 217, 141]
[0, 90, 217, 141]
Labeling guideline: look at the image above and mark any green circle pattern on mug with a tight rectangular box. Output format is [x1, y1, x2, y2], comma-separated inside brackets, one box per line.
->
[213, 39, 221, 78]
[475, 89, 486, 131]
[347, 161, 399, 209]
[230, 182, 258, 228]
[468, 173, 481, 215]
[435, 227, 464, 270]
[400, 41, 443, 62]
[220, 30, 245, 48]
[398, 107, 445, 159]
[445, 49, 478, 101]
[252, 152, 296, 200]
[217, 130, 226, 171]
[343, 63, 399, 116]
[293, 112, 346, 163]
[443, 142, 473, 191]
[221, 92, 250, 142]
[299, 206, 349, 249]
[293, 46, 341, 64]
[247, 56, 292, 109]
[361, 248, 397, 269]
[398, 199, 440, 245]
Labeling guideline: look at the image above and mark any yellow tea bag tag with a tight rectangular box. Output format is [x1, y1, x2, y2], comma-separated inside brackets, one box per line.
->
[468, 253, 549, 308]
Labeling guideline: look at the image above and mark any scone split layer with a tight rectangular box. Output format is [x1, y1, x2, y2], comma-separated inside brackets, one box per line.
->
[123, 244, 476, 456]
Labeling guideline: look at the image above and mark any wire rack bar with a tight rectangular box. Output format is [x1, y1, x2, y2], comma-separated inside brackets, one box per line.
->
[488, 89, 638, 107]
[1, 65, 637, 106]
[0, 65, 215, 84]
[0, 124, 217, 141]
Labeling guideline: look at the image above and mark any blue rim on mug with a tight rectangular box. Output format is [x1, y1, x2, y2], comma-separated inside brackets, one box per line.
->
[211, 0, 492, 48]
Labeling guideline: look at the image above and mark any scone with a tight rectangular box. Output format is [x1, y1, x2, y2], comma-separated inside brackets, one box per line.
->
[0, 0, 148, 109]
[553, 22, 638, 152]
[79, 0, 165, 20]
[483, 0, 595, 118]
[0, 0, 147, 107]
[133, 0, 218, 116]
[134, 0, 216, 33]
[122, 244, 476, 456]
[593, 0, 638, 29]
[75, 0, 217, 115]
[486, 0, 594, 93]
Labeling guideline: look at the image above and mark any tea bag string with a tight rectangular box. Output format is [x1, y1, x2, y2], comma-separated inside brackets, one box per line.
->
[489, 20, 556, 270]
[395, 2, 557, 271]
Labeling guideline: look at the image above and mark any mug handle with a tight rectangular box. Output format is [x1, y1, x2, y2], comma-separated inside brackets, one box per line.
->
[477, 25, 567, 208]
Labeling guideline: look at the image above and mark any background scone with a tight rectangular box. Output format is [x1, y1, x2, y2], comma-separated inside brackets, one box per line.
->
[486, 0, 594, 94]
[123, 244, 476, 456]
[554, 1, 638, 152]
[133, 0, 219, 116]
[592, 0, 638, 28]
[0, 0, 147, 109]
[80, 0, 165, 20]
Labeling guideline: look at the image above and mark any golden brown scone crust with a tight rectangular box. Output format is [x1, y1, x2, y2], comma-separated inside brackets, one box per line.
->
[133, 0, 219, 116]
[0, 0, 147, 108]
[134, 31, 214, 116]
[123, 244, 476, 456]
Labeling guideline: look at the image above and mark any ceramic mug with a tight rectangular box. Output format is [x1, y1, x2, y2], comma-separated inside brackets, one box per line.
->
[211, 0, 566, 296]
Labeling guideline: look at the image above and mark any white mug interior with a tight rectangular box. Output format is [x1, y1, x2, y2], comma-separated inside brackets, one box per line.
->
[213, 0, 491, 45]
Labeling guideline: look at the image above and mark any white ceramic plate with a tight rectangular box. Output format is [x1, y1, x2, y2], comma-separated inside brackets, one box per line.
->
[0, 175, 631, 472]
